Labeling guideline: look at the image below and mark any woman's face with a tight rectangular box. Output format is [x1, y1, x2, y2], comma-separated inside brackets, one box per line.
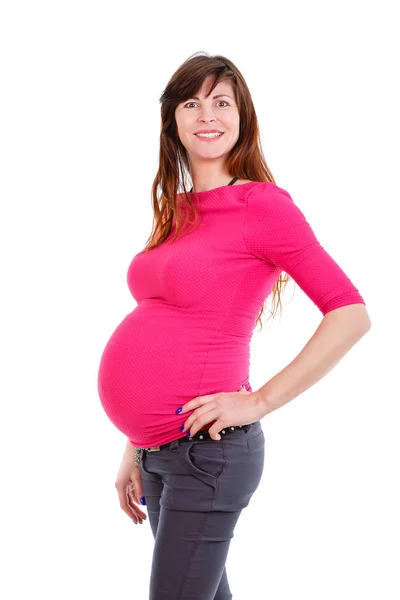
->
[174, 76, 240, 163]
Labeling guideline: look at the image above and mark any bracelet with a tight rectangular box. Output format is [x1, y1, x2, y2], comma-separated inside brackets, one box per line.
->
[134, 448, 141, 469]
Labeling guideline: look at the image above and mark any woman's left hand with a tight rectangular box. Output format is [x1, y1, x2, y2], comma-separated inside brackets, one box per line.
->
[179, 386, 267, 441]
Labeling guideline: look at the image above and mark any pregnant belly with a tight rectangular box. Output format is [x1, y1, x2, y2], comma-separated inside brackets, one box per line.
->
[97, 304, 251, 447]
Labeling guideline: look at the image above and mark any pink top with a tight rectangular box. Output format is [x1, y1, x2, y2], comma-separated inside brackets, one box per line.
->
[97, 181, 365, 447]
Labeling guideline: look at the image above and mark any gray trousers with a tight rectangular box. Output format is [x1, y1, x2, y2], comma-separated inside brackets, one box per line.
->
[140, 420, 265, 600]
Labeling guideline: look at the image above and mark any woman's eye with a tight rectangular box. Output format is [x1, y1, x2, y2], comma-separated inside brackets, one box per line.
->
[183, 101, 229, 108]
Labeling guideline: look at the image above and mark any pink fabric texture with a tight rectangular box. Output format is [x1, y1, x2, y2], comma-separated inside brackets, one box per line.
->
[97, 181, 365, 447]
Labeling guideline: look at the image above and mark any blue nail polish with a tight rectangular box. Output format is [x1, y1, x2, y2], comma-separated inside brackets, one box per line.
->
[187, 431, 191, 437]
[176, 407, 182, 414]
[180, 424, 185, 431]
[241, 384, 246, 388]
[140, 497, 146, 505]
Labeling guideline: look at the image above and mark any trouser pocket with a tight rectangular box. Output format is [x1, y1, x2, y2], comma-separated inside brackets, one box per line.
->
[178, 439, 226, 489]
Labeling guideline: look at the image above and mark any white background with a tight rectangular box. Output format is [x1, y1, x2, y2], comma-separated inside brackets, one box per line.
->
[1, 1, 398, 598]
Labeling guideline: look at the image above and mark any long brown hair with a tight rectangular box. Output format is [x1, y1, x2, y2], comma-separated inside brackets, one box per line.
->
[138, 51, 291, 331]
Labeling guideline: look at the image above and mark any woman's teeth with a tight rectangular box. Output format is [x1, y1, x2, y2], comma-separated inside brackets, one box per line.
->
[195, 132, 223, 138]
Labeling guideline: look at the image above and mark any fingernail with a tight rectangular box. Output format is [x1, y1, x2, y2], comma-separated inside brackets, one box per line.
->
[176, 407, 182, 414]
[241, 384, 246, 388]
[187, 431, 191, 437]
[140, 497, 146, 505]
[180, 424, 185, 431]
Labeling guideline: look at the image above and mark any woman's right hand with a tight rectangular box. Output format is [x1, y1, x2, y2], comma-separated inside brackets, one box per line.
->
[115, 446, 147, 525]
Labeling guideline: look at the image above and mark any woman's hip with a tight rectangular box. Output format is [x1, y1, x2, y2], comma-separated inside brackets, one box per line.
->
[141, 421, 265, 512]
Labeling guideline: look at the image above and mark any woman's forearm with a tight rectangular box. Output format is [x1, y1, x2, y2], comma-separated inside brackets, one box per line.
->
[254, 303, 371, 416]
[125, 438, 136, 456]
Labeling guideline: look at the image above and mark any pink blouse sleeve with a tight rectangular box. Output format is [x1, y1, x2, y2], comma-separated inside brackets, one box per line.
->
[243, 183, 366, 315]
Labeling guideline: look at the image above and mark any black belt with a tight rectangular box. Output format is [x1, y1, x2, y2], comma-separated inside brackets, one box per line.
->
[143, 424, 251, 452]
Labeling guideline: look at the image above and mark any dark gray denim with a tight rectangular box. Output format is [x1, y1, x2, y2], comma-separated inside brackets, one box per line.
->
[140, 420, 265, 600]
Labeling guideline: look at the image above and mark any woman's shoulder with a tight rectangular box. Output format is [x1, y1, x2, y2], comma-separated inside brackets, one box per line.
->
[244, 181, 297, 218]
[243, 180, 290, 197]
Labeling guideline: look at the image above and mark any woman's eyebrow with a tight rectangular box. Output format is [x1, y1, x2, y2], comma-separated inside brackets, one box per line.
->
[189, 94, 233, 100]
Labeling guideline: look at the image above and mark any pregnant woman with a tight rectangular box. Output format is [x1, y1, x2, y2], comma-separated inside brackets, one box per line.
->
[97, 52, 371, 600]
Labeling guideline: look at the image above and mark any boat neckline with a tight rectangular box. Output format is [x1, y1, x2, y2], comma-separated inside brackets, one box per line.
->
[177, 181, 258, 196]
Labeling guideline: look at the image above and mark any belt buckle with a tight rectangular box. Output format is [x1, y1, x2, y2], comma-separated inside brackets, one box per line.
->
[147, 446, 160, 452]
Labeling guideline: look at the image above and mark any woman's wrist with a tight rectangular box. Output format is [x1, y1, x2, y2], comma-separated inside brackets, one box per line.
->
[125, 438, 142, 468]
